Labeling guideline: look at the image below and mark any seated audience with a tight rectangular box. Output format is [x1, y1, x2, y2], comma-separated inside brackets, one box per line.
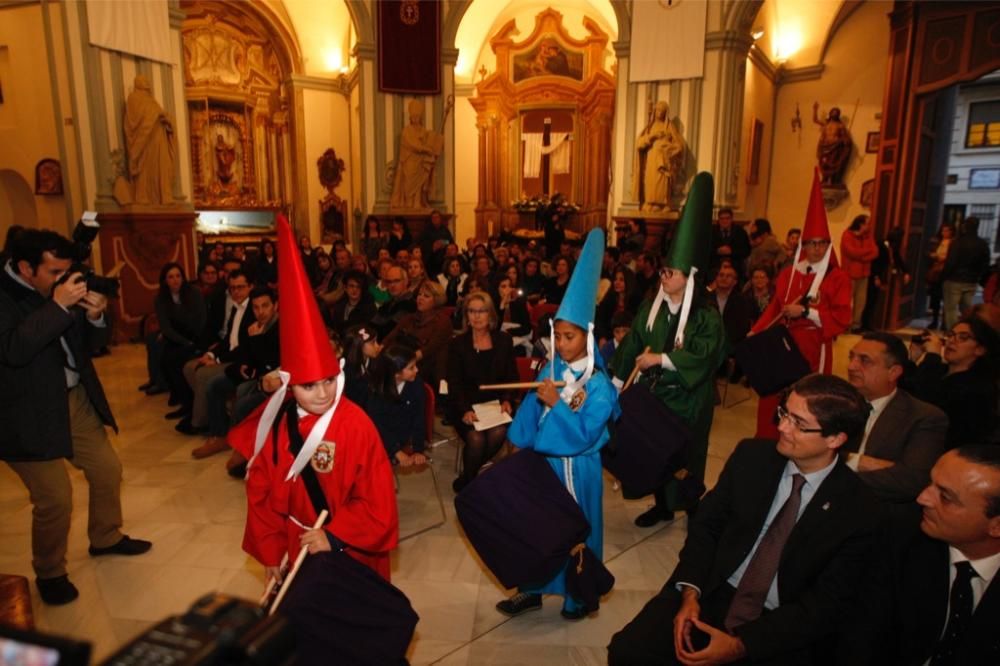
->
[448, 291, 518, 492]
[495, 275, 532, 356]
[845, 332, 948, 502]
[709, 261, 754, 351]
[325, 270, 376, 336]
[608, 374, 880, 665]
[366, 344, 428, 468]
[747, 218, 786, 278]
[437, 256, 467, 307]
[193, 286, 280, 459]
[251, 239, 278, 287]
[596, 267, 638, 344]
[193, 261, 221, 297]
[381, 279, 452, 391]
[520, 256, 545, 300]
[541, 254, 573, 305]
[839, 446, 1000, 665]
[909, 316, 998, 448]
[371, 264, 416, 340]
[341, 324, 380, 406]
[600, 310, 633, 368]
[743, 265, 774, 324]
[142, 263, 206, 396]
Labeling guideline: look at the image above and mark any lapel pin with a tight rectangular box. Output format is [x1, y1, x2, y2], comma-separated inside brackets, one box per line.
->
[821, 501, 831, 511]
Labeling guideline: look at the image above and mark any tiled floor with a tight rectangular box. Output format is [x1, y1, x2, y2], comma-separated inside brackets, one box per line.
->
[0, 337, 858, 664]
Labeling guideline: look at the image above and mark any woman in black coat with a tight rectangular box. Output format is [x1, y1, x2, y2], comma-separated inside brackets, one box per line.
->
[447, 290, 518, 492]
[154, 263, 207, 404]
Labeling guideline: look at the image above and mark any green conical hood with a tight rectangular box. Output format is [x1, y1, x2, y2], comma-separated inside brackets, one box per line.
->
[664, 172, 714, 275]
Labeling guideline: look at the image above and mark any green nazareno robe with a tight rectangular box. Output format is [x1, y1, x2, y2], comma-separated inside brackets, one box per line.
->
[610, 298, 727, 508]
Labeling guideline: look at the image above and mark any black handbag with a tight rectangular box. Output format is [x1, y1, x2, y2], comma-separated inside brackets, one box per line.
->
[601, 379, 692, 498]
[455, 450, 591, 590]
[735, 323, 811, 396]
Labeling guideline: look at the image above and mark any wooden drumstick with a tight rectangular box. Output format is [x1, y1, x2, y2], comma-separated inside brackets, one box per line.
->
[268, 509, 329, 615]
[259, 552, 288, 607]
[622, 346, 652, 391]
[479, 381, 567, 390]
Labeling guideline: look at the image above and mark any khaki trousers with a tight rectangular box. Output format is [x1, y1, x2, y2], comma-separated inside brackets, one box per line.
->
[6, 385, 123, 579]
[182, 359, 230, 428]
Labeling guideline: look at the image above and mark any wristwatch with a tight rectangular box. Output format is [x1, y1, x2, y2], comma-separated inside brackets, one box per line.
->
[801, 302, 810, 318]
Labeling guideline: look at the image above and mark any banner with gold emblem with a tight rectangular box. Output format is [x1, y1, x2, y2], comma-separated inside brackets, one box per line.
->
[378, 0, 441, 94]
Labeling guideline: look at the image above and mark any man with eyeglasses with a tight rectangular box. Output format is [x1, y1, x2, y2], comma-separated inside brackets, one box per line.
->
[609, 373, 879, 665]
[371, 263, 416, 340]
[844, 332, 947, 503]
[749, 183, 851, 439]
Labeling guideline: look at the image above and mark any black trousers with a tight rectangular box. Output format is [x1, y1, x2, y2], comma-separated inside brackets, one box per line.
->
[608, 583, 736, 666]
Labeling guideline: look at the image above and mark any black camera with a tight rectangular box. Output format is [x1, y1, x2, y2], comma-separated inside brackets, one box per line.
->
[54, 212, 121, 299]
[911, 332, 930, 345]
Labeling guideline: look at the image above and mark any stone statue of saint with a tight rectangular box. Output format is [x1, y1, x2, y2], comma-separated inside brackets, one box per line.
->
[813, 103, 852, 186]
[123, 75, 177, 205]
[215, 134, 237, 185]
[633, 101, 684, 211]
[390, 99, 442, 210]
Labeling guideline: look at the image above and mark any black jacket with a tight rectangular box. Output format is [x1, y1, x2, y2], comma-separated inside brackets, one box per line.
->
[942, 232, 990, 284]
[223, 319, 280, 383]
[446, 329, 518, 418]
[670, 438, 879, 663]
[0, 268, 116, 461]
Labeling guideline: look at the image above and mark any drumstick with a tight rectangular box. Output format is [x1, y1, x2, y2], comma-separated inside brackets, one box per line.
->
[479, 381, 567, 390]
[259, 552, 288, 606]
[268, 509, 329, 616]
[622, 346, 652, 391]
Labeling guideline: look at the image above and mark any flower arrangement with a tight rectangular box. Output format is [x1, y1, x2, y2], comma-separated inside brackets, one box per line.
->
[511, 192, 580, 214]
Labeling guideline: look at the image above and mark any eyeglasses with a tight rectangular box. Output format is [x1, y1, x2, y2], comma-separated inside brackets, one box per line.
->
[776, 405, 824, 434]
[944, 330, 975, 343]
[802, 240, 830, 248]
[658, 267, 677, 279]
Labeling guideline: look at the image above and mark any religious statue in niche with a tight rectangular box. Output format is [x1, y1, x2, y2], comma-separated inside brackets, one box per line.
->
[123, 75, 177, 206]
[215, 134, 237, 185]
[813, 102, 852, 187]
[633, 101, 685, 212]
[390, 97, 452, 211]
[513, 37, 583, 83]
[318, 148, 346, 236]
[34, 159, 63, 195]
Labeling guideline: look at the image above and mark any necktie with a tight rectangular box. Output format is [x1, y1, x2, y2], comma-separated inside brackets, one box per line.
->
[725, 473, 806, 631]
[224, 305, 237, 340]
[930, 562, 977, 665]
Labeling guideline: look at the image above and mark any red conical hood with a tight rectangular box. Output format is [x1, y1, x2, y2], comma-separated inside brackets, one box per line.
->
[276, 214, 339, 384]
[797, 169, 839, 266]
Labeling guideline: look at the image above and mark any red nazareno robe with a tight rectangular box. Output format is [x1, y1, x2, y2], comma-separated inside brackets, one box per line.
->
[751, 263, 851, 439]
[230, 398, 398, 581]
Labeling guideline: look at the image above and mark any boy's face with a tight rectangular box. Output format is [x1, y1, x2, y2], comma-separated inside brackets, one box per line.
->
[554, 320, 588, 364]
[613, 326, 629, 344]
[292, 376, 339, 415]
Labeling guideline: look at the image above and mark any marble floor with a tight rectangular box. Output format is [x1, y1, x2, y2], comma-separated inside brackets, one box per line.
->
[0, 336, 863, 664]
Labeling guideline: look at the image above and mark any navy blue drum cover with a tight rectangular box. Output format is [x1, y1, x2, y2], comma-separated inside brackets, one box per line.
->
[454, 449, 591, 590]
[280, 549, 419, 666]
[601, 382, 692, 498]
[735, 324, 810, 396]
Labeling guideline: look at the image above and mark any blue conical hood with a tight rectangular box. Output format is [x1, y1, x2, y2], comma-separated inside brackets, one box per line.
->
[554, 228, 605, 330]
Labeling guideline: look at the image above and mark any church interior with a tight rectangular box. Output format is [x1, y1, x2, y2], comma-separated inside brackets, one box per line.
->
[1, 0, 999, 664]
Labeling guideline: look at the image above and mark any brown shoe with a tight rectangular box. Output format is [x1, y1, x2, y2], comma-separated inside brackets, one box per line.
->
[192, 436, 229, 459]
[225, 450, 247, 471]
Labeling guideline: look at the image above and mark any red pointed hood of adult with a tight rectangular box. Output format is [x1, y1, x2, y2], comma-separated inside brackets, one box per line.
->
[796, 168, 839, 267]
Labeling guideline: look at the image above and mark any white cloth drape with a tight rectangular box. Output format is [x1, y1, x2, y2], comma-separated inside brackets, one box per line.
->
[522, 132, 572, 178]
[629, 0, 706, 82]
[86, 0, 174, 65]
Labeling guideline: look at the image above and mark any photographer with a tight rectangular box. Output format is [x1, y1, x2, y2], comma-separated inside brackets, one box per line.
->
[0, 229, 150, 606]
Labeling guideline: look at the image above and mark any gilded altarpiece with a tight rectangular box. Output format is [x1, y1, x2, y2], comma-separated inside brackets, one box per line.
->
[181, 2, 292, 211]
[469, 9, 615, 238]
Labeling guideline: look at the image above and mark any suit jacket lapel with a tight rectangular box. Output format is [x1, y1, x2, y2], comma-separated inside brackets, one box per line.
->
[745, 450, 789, 538]
[865, 392, 904, 459]
[964, 569, 1000, 659]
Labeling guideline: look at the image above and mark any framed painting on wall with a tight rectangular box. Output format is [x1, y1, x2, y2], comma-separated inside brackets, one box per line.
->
[865, 131, 880, 154]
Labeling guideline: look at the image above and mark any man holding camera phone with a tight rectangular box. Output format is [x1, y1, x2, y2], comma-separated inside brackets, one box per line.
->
[0, 228, 150, 605]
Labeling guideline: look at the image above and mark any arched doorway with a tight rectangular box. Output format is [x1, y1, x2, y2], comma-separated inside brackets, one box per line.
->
[873, 1, 1000, 327]
[0, 169, 38, 234]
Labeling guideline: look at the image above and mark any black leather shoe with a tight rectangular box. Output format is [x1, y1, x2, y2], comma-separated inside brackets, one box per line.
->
[89, 535, 152, 557]
[36, 575, 79, 605]
[167, 395, 181, 407]
[496, 592, 542, 617]
[137, 382, 153, 392]
[165, 407, 190, 420]
[634, 506, 674, 528]
[144, 385, 168, 396]
[175, 418, 205, 436]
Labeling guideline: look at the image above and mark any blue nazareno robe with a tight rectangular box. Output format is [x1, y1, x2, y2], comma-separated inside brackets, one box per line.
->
[507, 352, 619, 612]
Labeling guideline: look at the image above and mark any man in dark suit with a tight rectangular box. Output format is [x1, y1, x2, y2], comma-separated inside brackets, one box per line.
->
[176, 269, 255, 434]
[608, 374, 879, 665]
[709, 262, 753, 379]
[845, 331, 948, 502]
[840, 446, 1000, 665]
[711, 208, 751, 278]
[0, 230, 150, 605]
